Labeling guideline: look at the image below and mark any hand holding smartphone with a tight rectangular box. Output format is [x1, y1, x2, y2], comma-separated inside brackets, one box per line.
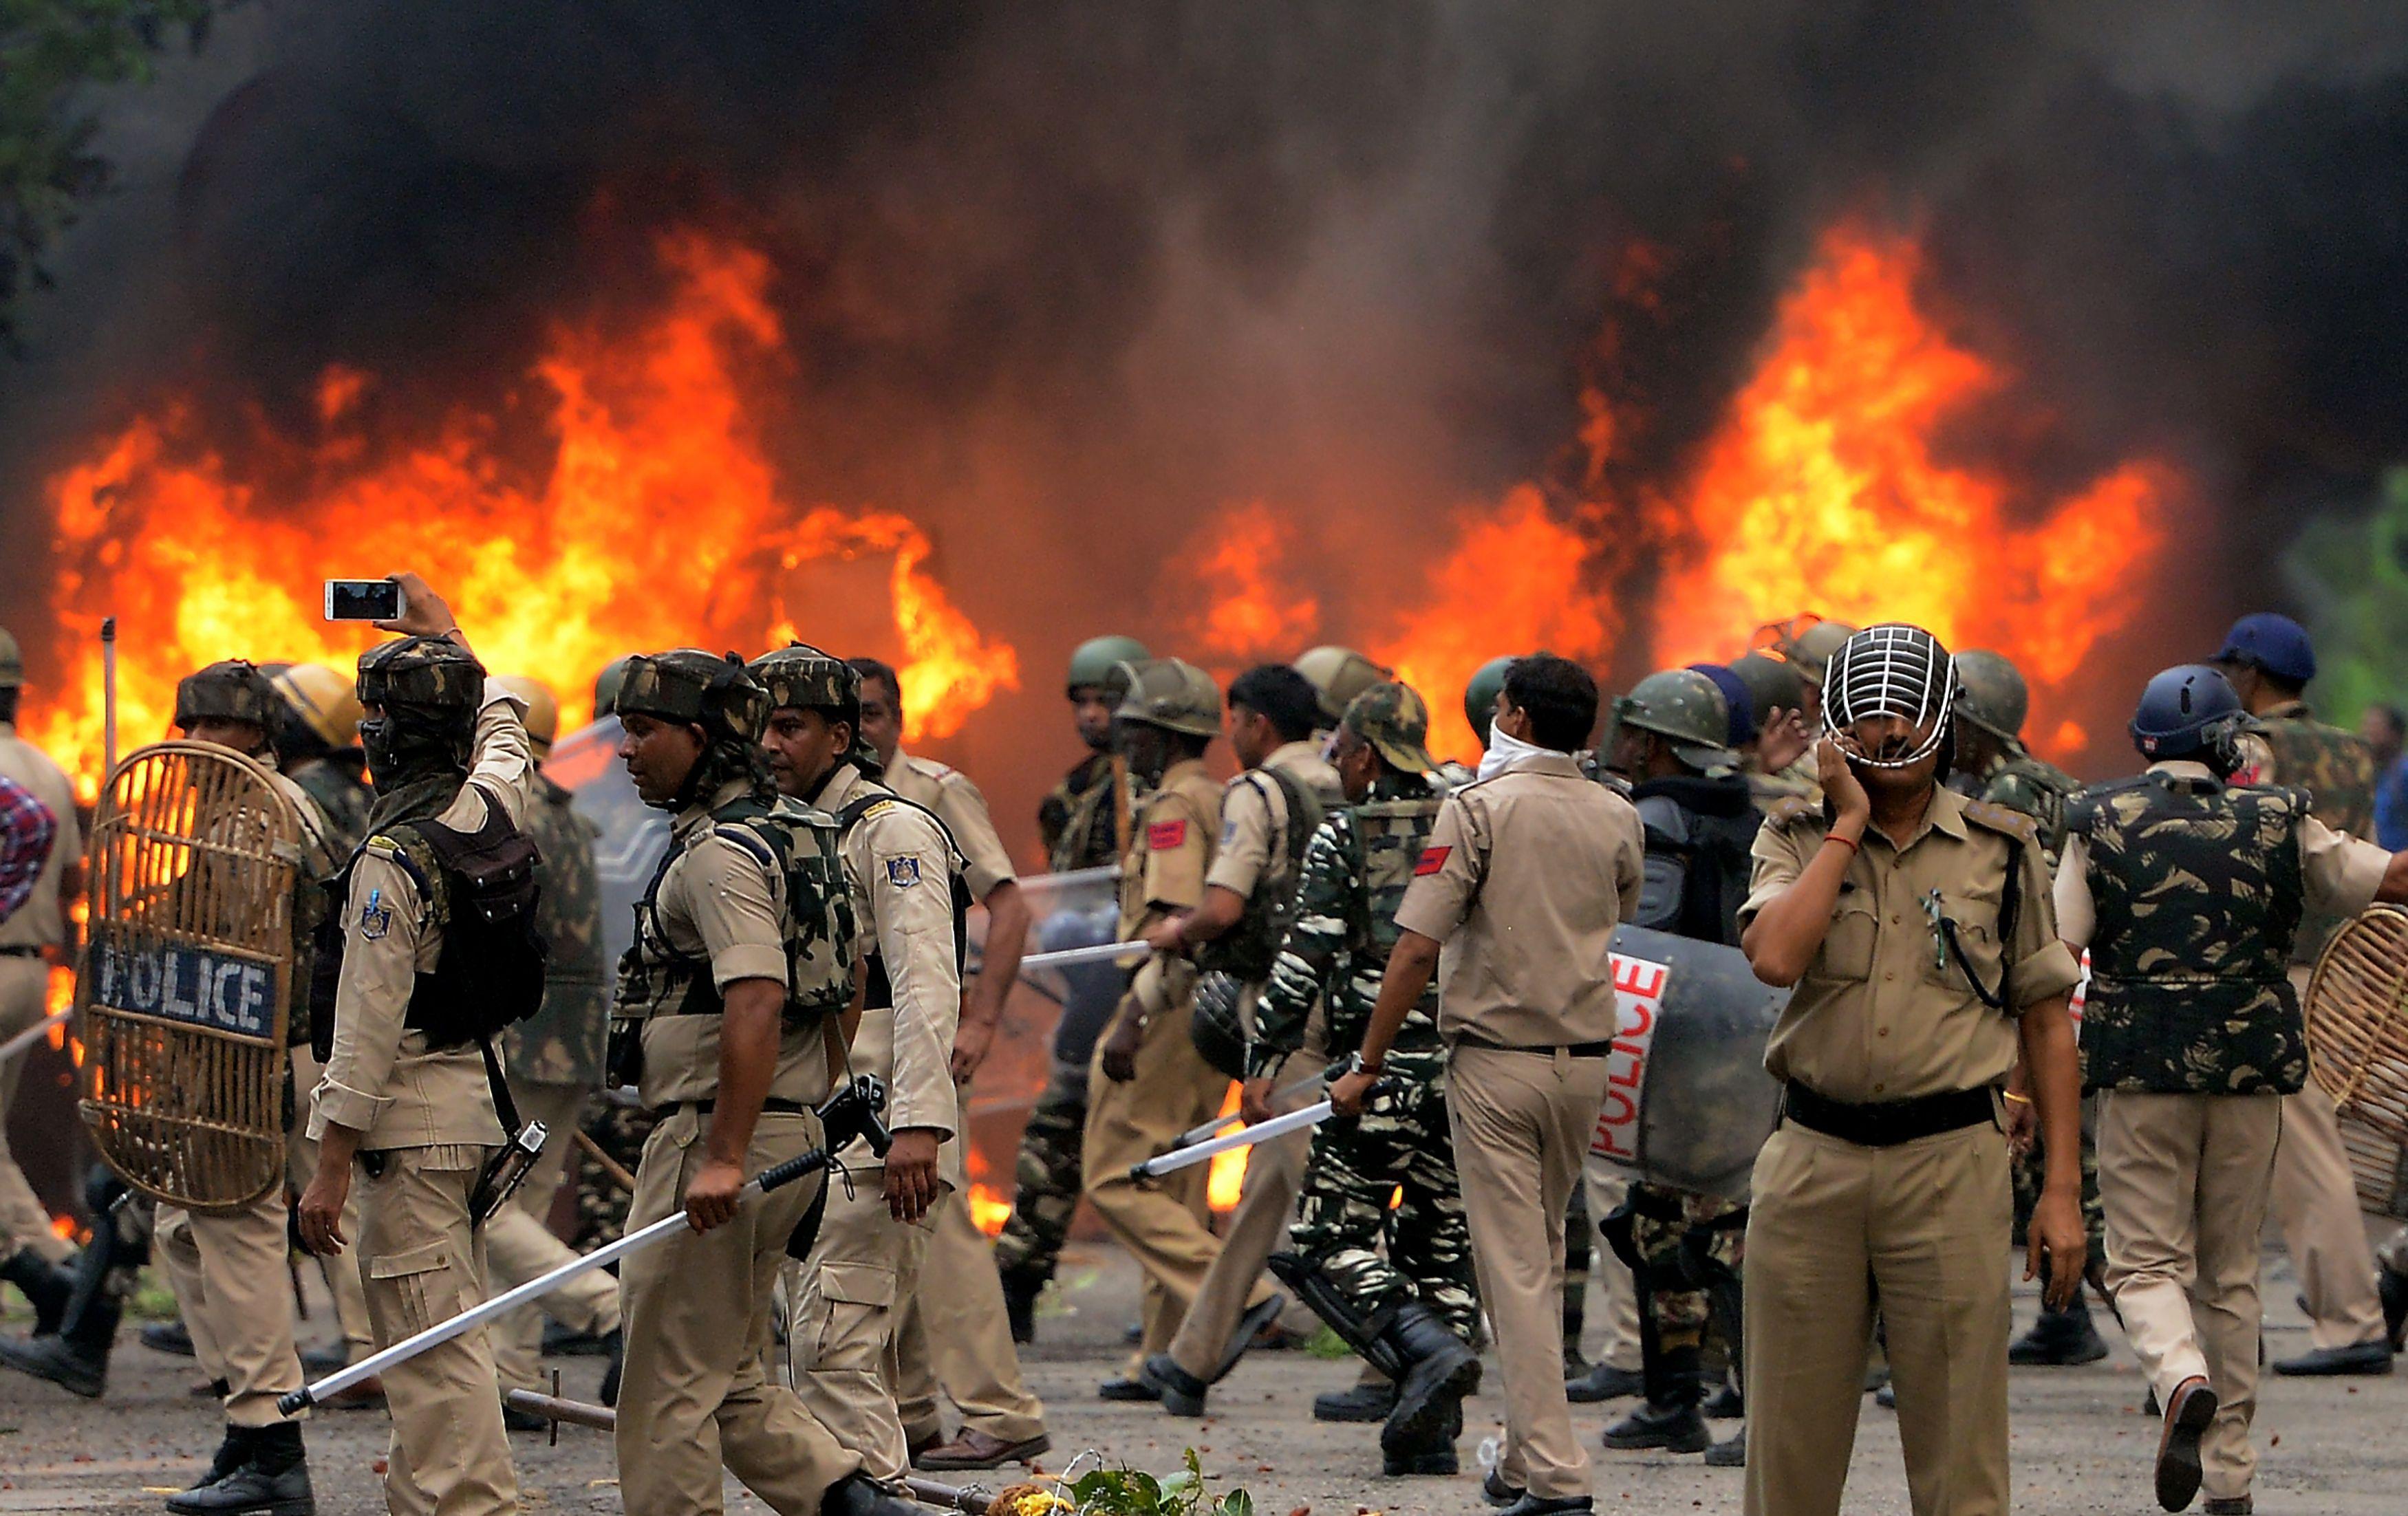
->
[325, 578, 404, 622]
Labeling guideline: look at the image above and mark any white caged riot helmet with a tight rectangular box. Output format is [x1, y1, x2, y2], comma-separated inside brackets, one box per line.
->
[1820, 622, 1959, 770]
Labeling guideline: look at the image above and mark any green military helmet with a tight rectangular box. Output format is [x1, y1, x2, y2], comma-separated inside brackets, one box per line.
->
[1463, 655, 1514, 741]
[614, 649, 771, 746]
[1953, 649, 2029, 744]
[749, 642, 858, 715]
[1114, 657, 1221, 737]
[356, 635, 486, 713]
[175, 659, 280, 731]
[1613, 669, 1739, 775]
[1294, 645, 1391, 726]
[1068, 635, 1150, 696]
[1780, 618, 1857, 687]
[1344, 681, 1436, 774]
[0, 627, 20, 690]
[592, 655, 634, 719]
[1729, 652, 1805, 724]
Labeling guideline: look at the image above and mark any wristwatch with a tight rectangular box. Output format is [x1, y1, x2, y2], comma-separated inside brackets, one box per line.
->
[1344, 1051, 1384, 1078]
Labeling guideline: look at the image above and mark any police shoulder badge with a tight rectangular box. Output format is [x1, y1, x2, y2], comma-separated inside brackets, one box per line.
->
[358, 886, 393, 940]
[885, 856, 923, 888]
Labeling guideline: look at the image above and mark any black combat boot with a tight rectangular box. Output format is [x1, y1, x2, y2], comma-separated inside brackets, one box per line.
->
[1601, 1345, 1709, 1454]
[1381, 1394, 1461, 1475]
[2382, 1264, 2408, 1352]
[597, 1328, 623, 1407]
[1374, 1303, 1482, 1462]
[0, 1263, 119, 1399]
[165, 1423, 314, 1515]
[821, 1471, 923, 1516]
[1314, 1375, 1397, 1422]
[998, 1267, 1042, 1345]
[180, 1426, 247, 1493]
[0, 1246, 72, 1337]
[2008, 1295, 2109, 1366]
[144, 1319, 198, 1357]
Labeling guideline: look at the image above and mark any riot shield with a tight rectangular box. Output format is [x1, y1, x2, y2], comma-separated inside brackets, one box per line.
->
[78, 741, 300, 1212]
[1584, 924, 1789, 1200]
[2307, 905, 2408, 1150]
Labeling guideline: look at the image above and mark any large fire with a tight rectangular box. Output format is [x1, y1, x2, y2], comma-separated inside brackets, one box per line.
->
[30, 230, 1017, 792]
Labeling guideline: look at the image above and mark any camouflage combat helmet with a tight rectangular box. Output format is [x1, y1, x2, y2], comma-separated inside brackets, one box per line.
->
[357, 636, 486, 713]
[1114, 658, 1221, 737]
[749, 643, 858, 717]
[488, 675, 560, 759]
[1765, 617, 1858, 687]
[592, 656, 634, 719]
[1295, 646, 1392, 726]
[1614, 669, 1739, 775]
[1344, 681, 1436, 775]
[1729, 652, 1805, 725]
[0, 627, 20, 690]
[1464, 656, 1514, 739]
[1953, 649, 2028, 744]
[269, 662, 365, 748]
[614, 649, 771, 746]
[1068, 636, 1150, 695]
[175, 659, 281, 732]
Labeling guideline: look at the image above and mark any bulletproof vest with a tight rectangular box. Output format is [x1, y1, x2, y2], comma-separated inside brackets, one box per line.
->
[2258, 714, 2376, 964]
[1981, 752, 2080, 863]
[1194, 764, 1324, 984]
[835, 790, 971, 1012]
[1639, 802, 1762, 949]
[1042, 752, 1124, 873]
[283, 810, 344, 1050]
[1348, 795, 1443, 966]
[506, 777, 610, 1086]
[614, 794, 855, 1030]
[2071, 773, 2310, 1096]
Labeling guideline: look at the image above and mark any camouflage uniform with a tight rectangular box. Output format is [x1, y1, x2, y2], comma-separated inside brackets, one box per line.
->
[1038, 750, 1125, 874]
[1625, 1189, 1743, 1349]
[287, 753, 373, 855]
[1255, 771, 1476, 1342]
[2244, 701, 2377, 962]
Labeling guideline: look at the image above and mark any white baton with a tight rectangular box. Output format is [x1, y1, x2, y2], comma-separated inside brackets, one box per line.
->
[1132, 1100, 1335, 1179]
[1017, 940, 1150, 975]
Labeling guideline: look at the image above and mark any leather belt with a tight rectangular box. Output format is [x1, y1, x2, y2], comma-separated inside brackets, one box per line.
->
[1456, 1031, 1613, 1057]
[0, 945, 44, 959]
[654, 1096, 811, 1119]
[1782, 1082, 1995, 1148]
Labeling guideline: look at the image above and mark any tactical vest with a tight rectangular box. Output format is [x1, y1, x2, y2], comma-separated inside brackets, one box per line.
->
[1985, 753, 2079, 860]
[1348, 796, 1443, 966]
[2258, 715, 2376, 964]
[284, 824, 340, 1050]
[614, 796, 855, 1030]
[2071, 773, 2310, 1095]
[834, 790, 971, 1013]
[1637, 801, 1761, 948]
[1195, 765, 1324, 984]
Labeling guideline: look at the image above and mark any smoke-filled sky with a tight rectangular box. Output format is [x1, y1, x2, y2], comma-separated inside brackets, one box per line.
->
[6, 0, 2408, 836]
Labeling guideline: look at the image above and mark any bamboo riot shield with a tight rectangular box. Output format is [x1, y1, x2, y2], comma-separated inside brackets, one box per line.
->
[78, 741, 301, 1212]
[2305, 901, 2408, 1217]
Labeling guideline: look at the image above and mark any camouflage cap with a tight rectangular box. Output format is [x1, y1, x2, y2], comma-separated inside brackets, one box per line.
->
[269, 662, 365, 748]
[1614, 669, 1738, 775]
[1729, 652, 1805, 724]
[614, 649, 770, 745]
[1114, 657, 1221, 737]
[0, 627, 19, 690]
[1953, 649, 2028, 743]
[1068, 635, 1150, 695]
[749, 642, 858, 716]
[175, 659, 280, 730]
[356, 635, 486, 713]
[1344, 681, 1436, 774]
[488, 675, 560, 757]
[1294, 646, 1392, 726]
[1463, 655, 1514, 735]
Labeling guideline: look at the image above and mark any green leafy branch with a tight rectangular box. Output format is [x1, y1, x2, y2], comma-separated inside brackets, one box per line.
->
[1064, 1449, 1256, 1516]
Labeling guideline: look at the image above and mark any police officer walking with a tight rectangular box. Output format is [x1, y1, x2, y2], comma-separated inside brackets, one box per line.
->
[1334, 653, 1645, 1516]
[1737, 624, 2085, 1516]
[2058, 664, 2408, 1515]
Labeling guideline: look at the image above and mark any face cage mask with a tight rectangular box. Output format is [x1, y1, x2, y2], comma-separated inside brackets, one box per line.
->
[1821, 627, 1959, 770]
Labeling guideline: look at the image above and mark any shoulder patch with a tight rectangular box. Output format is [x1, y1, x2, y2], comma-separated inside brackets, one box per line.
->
[1961, 799, 2039, 843]
[1148, 819, 1188, 851]
[885, 856, 922, 887]
[356, 885, 393, 940]
[1414, 844, 1452, 876]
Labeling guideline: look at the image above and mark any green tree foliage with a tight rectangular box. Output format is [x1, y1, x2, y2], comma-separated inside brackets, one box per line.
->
[2281, 467, 2408, 724]
[1, 0, 211, 344]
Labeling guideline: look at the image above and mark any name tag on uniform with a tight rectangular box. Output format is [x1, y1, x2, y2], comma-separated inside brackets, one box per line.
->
[1414, 845, 1451, 876]
[1148, 821, 1187, 850]
[885, 857, 921, 887]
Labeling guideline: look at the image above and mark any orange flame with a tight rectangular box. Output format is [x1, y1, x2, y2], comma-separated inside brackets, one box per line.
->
[1178, 501, 1322, 664]
[30, 230, 1015, 792]
[1644, 223, 2172, 750]
[1206, 1084, 1249, 1211]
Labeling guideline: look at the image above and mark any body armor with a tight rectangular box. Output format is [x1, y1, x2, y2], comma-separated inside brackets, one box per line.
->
[1338, 796, 1443, 1043]
[1194, 766, 1324, 984]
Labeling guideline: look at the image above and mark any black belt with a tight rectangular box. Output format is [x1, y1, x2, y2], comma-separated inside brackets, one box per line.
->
[1781, 1082, 1996, 1148]
[654, 1096, 812, 1119]
[0, 945, 43, 959]
[1457, 1032, 1613, 1057]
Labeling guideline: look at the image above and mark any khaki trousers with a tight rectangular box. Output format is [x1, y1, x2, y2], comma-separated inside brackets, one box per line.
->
[1579, 1166, 1642, 1371]
[357, 1147, 519, 1516]
[156, 1196, 303, 1427]
[287, 1048, 372, 1359]
[619, 1107, 859, 1515]
[2098, 1090, 2281, 1505]
[1743, 1118, 2012, 1516]
[893, 1185, 1049, 1445]
[1082, 999, 1246, 1374]
[783, 1155, 932, 1482]
[2268, 1078, 2387, 1350]
[0, 957, 70, 1264]
[1446, 1043, 1609, 1501]
[485, 1081, 620, 1392]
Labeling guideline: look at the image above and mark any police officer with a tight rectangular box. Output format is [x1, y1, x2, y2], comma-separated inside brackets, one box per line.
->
[479, 675, 622, 1416]
[848, 657, 1053, 1472]
[1081, 658, 1235, 1400]
[1728, 653, 1817, 814]
[2208, 612, 2397, 1376]
[294, 574, 530, 1515]
[1333, 653, 1645, 1516]
[266, 662, 374, 852]
[607, 649, 909, 1516]
[1594, 670, 1758, 1465]
[2058, 664, 2408, 1515]
[753, 645, 960, 1486]
[997, 635, 1150, 1339]
[1254, 682, 1481, 1476]
[1737, 623, 2085, 1516]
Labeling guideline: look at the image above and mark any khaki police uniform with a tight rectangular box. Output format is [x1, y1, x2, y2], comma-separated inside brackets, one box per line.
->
[1081, 757, 1234, 1372]
[1391, 750, 1646, 1501]
[783, 761, 961, 1482]
[0, 721, 77, 1268]
[284, 1076, 374, 1367]
[881, 750, 1051, 1453]
[1165, 739, 1340, 1382]
[616, 777, 863, 1515]
[2056, 759, 2389, 1504]
[310, 690, 533, 1516]
[1738, 786, 2079, 1516]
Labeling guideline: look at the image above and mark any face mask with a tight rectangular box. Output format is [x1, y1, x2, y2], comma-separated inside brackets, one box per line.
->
[1479, 718, 1549, 781]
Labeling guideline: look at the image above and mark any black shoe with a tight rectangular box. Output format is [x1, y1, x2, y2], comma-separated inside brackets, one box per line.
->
[541, 1322, 612, 1357]
[1565, 1361, 1644, 1403]
[1375, 1303, 1482, 1460]
[2009, 1299, 2109, 1366]
[1496, 1496, 1593, 1516]
[2381, 1266, 2408, 1352]
[819, 1471, 920, 1516]
[2270, 1340, 2394, 1376]
[1210, 1292, 1289, 1383]
[1382, 1442, 1459, 1475]
[297, 1343, 348, 1376]
[597, 1328, 623, 1407]
[1097, 1374, 1161, 1403]
[1313, 1380, 1397, 1422]
[1139, 1353, 1209, 1417]
[1600, 1398, 1709, 1453]
[1702, 1380, 1743, 1419]
[166, 1425, 313, 1515]
[2156, 1375, 2217, 1513]
[183, 1427, 246, 1492]
[1703, 1426, 1745, 1468]
[2200, 1499, 2253, 1515]
[1122, 1319, 1143, 1345]
[143, 1319, 198, 1358]
[1482, 1468, 1523, 1507]
[503, 1403, 550, 1432]
[0, 1249, 72, 1337]
[0, 1330, 108, 1398]
[999, 1270, 1042, 1346]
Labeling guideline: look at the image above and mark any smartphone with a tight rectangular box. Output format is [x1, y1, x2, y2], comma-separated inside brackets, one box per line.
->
[324, 578, 403, 622]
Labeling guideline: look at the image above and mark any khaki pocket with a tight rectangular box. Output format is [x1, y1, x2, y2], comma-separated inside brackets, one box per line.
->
[809, 1261, 896, 1373]
[1812, 906, 1878, 982]
[367, 1240, 461, 1338]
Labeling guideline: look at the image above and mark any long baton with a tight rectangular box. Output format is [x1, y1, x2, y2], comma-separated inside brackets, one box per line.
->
[1163, 1073, 1320, 1152]
[101, 617, 118, 776]
[0, 1006, 70, 1063]
[278, 1128, 857, 1416]
[1016, 940, 1148, 975]
[1131, 1099, 1334, 1179]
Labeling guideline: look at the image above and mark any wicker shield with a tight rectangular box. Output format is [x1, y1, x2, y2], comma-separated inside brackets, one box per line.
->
[78, 741, 300, 1212]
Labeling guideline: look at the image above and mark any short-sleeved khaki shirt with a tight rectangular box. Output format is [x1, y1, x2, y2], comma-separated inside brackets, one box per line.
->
[1207, 741, 1344, 900]
[1739, 783, 2081, 1105]
[885, 750, 1017, 904]
[1392, 750, 1646, 1048]
[0, 726, 78, 950]
[1118, 758, 1223, 939]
